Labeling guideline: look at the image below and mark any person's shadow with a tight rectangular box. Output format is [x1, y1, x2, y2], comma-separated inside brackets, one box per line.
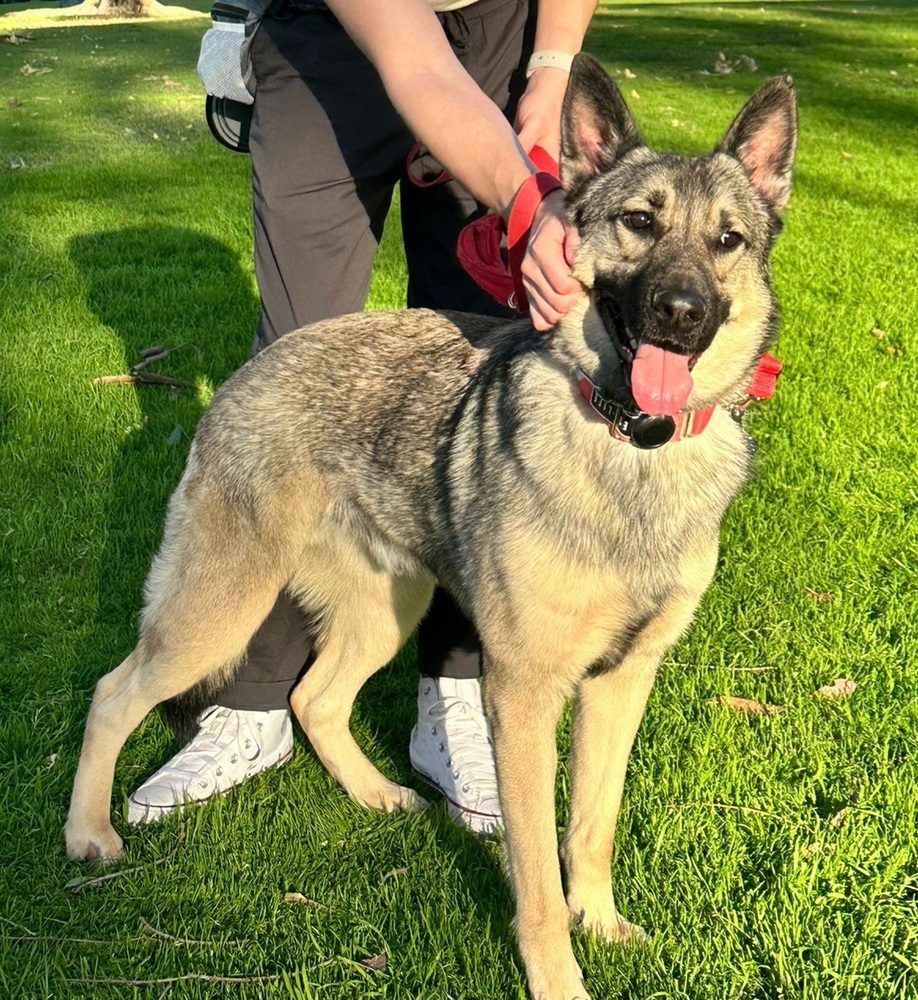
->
[66, 225, 261, 770]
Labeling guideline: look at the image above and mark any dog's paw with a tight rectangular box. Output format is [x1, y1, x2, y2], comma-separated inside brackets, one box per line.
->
[530, 986, 592, 1000]
[525, 948, 589, 1000]
[64, 821, 124, 862]
[568, 894, 647, 948]
[392, 785, 429, 813]
[594, 915, 647, 948]
[529, 975, 592, 1000]
[367, 781, 429, 814]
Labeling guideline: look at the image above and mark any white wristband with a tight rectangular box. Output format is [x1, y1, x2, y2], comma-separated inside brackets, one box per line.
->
[526, 50, 575, 78]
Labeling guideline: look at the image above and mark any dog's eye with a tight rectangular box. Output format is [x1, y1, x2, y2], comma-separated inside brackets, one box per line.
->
[718, 230, 743, 249]
[623, 211, 653, 231]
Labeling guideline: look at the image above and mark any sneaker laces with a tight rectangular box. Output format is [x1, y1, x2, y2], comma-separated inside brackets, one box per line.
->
[428, 697, 498, 808]
[162, 706, 261, 780]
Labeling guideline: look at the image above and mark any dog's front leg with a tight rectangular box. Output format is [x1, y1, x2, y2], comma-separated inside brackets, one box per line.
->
[562, 568, 714, 948]
[485, 669, 590, 1000]
[561, 654, 657, 947]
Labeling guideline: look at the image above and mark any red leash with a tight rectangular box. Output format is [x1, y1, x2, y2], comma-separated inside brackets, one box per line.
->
[456, 146, 561, 311]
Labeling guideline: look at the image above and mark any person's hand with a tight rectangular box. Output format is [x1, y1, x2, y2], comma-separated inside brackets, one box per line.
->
[518, 188, 582, 331]
[514, 67, 569, 164]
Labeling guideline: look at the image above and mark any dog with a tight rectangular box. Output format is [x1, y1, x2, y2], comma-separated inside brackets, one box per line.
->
[65, 54, 797, 1000]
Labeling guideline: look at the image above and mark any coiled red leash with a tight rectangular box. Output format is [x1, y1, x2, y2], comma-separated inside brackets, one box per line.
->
[456, 146, 561, 311]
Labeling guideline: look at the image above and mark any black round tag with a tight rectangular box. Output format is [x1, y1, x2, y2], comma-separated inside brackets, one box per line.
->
[630, 414, 676, 449]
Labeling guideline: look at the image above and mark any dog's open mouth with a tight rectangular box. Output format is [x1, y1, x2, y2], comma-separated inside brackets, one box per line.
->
[596, 291, 699, 417]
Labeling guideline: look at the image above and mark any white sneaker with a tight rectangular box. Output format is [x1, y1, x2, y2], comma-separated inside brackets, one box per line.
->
[127, 706, 293, 824]
[409, 676, 503, 835]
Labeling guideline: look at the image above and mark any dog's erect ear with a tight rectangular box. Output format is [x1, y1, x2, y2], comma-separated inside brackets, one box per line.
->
[560, 53, 642, 192]
[716, 76, 798, 214]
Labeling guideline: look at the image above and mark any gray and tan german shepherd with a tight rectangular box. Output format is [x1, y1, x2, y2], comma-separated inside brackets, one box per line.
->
[66, 55, 797, 1000]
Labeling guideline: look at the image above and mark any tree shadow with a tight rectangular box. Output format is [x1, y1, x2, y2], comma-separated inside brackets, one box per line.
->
[66, 224, 256, 708]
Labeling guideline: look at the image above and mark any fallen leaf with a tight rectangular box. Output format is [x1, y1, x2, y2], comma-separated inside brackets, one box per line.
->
[9, 156, 24, 170]
[630, 89, 640, 99]
[623, 68, 636, 79]
[738, 54, 759, 71]
[806, 588, 835, 602]
[360, 953, 387, 971]
[829, 807, 848, 828]
[167, 425, 184, 446]
[20, 63, 52, 76]
[815, 677, 857, 699]
[7, 97, 22, 107]
[871, 327, 886, 338]
[283, 891, 323, 907]
[711, 695, 785, 715]
[382, 867, 407, 881]
[2, 32, 33, 44]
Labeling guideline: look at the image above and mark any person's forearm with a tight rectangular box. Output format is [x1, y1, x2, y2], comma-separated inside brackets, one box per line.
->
[531, 0, 596, 58]
[325, 0, 533, 216]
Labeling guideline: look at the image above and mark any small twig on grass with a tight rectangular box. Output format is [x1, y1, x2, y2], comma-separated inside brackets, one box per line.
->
[65, 857, 168, 894]
[139, 916, 244, 947]
[69, 973, 289, 986]
[0, 916, 37, 936]
[132, 350, 172, 373]
[666, 661, 775, 672]
[92, 373, 195, 390]
[668, 801, 785, 822]
[4, 935, 132, 946]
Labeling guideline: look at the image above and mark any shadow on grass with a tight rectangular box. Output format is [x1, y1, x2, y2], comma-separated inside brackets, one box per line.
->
[66, 224, 255, 694]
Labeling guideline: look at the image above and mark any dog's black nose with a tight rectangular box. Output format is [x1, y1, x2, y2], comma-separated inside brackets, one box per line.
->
[652, 288, 707, 332]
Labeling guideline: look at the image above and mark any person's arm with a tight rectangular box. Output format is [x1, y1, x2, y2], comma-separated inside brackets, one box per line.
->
[326, 0, 530, 215]
[511, 0, 597, 325]
[515, 0, 598, 160]
[324, 0, 586, 329]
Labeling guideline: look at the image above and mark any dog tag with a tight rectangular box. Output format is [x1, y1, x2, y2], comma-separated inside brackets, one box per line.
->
[629, 414, 676, 449]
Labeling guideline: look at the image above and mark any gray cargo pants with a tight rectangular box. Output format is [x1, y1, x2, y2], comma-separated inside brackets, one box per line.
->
[218, 0, 534, 710]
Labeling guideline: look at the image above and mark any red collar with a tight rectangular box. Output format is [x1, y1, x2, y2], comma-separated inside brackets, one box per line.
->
[577, 352, 782, 449]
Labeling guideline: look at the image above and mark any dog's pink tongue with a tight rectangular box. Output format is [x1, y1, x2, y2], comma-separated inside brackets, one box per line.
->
[630, 343, 694, 416]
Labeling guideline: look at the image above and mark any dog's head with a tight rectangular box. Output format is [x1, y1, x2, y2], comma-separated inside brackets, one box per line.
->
[559, 55, 797, 414]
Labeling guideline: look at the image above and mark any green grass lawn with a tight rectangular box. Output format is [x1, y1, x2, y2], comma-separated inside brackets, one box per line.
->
[1, 2, 917, 997]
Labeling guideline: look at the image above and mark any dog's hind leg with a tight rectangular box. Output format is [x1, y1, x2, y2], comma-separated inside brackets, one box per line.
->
[289, 563, 434, 814]
[65, 550, 285, 862]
